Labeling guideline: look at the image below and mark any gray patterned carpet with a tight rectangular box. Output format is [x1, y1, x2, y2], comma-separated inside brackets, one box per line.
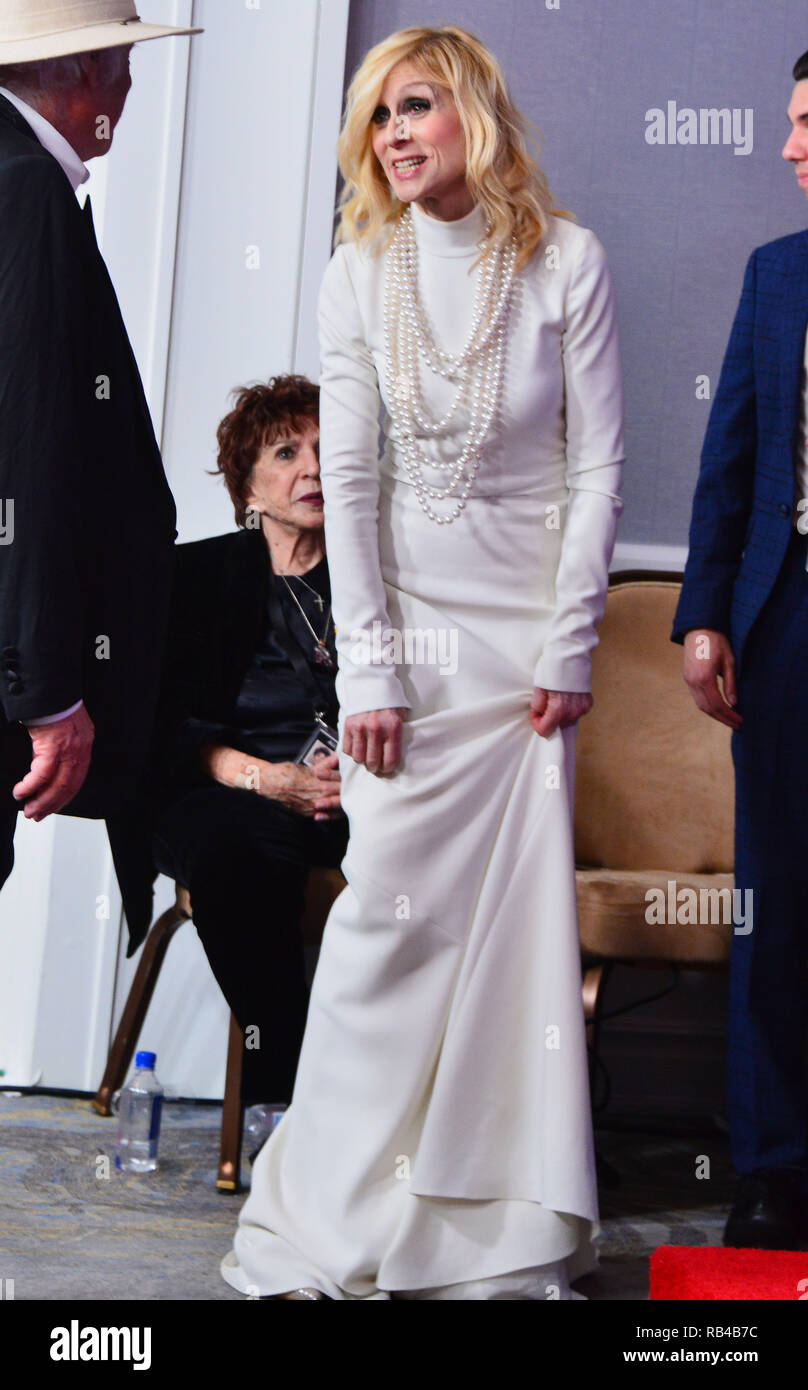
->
[0, 1093, 734, 1300]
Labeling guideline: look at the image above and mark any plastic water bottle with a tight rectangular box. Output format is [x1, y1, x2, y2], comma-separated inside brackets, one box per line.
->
[244, 1104, 287, 1162]
[115, 1051, 164, 1173]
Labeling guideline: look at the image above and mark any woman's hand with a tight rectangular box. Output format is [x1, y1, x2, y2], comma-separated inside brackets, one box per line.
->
[342, 707, 408, 774]
[199, 743, 343, 819]
[267, 754, 343, 820]
[530, 688, 593, 738]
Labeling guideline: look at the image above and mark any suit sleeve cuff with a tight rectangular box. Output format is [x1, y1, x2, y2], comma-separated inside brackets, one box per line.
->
[23, 698, 84, 727]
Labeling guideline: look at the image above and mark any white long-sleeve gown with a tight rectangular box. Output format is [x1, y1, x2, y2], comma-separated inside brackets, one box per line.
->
[221, 199, 624, 1299]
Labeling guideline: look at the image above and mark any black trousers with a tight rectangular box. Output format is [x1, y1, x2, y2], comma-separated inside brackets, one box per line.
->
[151, 782, 349, 1107]
[0, 718, 34, 889]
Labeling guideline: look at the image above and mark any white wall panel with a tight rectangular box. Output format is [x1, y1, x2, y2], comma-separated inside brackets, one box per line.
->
[161, 0, 347, 543]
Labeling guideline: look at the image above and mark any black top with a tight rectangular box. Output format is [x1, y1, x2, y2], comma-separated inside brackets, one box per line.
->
[227, 556, 338, 762]
[151, 531, 340, 795]
[109, 528, 342, 958]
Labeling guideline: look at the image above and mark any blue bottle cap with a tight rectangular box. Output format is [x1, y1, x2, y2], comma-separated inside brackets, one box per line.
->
[135, 1050, 156, 1069]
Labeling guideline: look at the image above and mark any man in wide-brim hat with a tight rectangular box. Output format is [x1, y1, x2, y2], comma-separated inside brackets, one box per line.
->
[0, 1, 201, 900]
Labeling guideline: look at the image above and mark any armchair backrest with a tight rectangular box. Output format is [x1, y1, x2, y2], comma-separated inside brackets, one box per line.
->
[574, 575, 734, 874]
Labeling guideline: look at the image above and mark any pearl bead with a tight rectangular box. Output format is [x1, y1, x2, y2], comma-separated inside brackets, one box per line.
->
[382, 205, 517, 524]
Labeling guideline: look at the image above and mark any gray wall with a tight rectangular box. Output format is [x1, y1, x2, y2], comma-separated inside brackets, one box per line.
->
[345, 0, 808, 547]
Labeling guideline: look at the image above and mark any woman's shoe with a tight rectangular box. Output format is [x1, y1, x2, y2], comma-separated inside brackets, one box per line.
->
[261, 1287, 331, 1300]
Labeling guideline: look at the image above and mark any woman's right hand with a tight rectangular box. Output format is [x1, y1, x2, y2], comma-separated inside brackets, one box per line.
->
[266, 754, 343, 819]
[200, 743, 342, 818]
[342, 707, 408, 774]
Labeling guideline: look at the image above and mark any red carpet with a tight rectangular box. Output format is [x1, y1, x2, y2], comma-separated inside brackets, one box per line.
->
[650, 1245, 808, 1300]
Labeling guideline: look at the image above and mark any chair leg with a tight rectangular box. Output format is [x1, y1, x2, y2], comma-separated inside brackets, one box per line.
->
[582, 960, 621, 1188]
[583, 959, 613, 1110]
[582, 962, 607, 1045]
[217, 1013, 245, 1192]
[92, 900, 190, 1116]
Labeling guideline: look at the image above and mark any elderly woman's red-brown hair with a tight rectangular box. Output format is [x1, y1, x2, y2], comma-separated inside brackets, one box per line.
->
[211, 374, 320, 528]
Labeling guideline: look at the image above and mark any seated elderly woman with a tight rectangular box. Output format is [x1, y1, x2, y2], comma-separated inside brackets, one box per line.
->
[149, 373, 347, 1111]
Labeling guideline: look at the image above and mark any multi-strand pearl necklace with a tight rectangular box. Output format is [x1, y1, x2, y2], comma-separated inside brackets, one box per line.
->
[383, 204, 518, 524]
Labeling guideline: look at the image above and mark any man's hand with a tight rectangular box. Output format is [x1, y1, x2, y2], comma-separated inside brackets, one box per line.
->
[13, 704, 95, 820]
[530, 688, 593, 738]
[682, 628, 742, 730]
[342, 707, 408, 774]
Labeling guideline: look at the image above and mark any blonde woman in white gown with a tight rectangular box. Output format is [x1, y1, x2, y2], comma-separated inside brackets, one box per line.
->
[221, 23, 624, 1301]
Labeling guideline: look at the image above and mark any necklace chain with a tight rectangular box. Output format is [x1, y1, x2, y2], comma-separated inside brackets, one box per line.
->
[383, 205, 517, 525]
[279, 569, 325, 611]
[277, 574, 334, 667]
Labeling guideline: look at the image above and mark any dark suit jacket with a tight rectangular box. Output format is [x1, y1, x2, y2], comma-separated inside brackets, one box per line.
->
[110, 526, 317, 957]
[672, 231, 808, 665]
[0, 94, 177, 816]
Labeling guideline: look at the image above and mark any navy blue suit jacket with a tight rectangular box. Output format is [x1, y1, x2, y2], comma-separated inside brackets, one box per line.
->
[671, 229, 808, 669]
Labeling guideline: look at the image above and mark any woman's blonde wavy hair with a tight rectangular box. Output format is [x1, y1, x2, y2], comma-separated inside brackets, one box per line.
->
[334, 24, 573, 275]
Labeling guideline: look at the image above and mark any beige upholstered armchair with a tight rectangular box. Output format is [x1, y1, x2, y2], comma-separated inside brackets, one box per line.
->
[574, 574, 736, 1091]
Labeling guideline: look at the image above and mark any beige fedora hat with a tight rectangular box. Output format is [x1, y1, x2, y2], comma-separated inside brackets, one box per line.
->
[0, 1, 202, 64]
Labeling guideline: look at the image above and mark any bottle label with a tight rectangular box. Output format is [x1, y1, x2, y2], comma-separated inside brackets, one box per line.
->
[149, 1095, 163, 1143]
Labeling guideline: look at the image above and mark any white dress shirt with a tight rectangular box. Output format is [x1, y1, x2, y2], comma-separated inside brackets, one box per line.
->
[0, 86, 89, 192]
[0, 87, 88, 726]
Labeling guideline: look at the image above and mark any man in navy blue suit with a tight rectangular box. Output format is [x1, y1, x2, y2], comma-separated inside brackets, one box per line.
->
[673, 50, 808, 1250]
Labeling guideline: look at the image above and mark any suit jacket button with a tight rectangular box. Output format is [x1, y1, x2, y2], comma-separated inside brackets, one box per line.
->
[7, 679, 23, 694]
[779, 502, 791, 516]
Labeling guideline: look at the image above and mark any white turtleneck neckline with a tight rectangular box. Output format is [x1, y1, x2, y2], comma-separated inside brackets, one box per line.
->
[409, 198, 487, 257]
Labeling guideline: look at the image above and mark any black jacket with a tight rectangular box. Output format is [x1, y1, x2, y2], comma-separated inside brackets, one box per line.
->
[110, 526, 328, 957]
[154, 526, 274, 790]
[0, 94, 177, 816]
